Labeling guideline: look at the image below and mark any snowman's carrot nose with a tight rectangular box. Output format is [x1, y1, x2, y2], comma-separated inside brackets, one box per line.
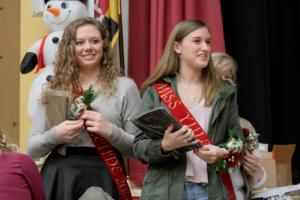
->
[47, 7, 60, 16]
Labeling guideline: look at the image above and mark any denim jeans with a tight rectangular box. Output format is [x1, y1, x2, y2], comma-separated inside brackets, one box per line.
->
[183, 181, 208, 200]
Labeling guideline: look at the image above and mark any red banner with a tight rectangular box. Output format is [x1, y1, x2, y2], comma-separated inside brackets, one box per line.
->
[88, 131, 132, 200]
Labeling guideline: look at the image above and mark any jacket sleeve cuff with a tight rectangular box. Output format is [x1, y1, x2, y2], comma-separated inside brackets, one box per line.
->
[251, 166, 267, 189]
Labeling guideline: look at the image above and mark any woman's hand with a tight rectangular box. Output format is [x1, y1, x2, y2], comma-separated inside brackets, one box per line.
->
[161, 125, 196, 152]
[194, 144, 228, 164]
[243, 153, 264, 179]
[55, 119, 84, 143]
[80, 110, 113, 138]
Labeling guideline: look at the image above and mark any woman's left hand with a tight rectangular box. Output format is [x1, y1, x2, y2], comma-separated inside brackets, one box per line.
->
[80, 110, 113, 138]
[243, 153, 263, 177]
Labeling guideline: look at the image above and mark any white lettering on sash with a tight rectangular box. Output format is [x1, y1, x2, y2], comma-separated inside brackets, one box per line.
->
[159, 87, 181, 110]
[178, 111, 207, 141]
[179, 112, 193, 123]
[89, 133, 132, 199]
[168, 100, 181, 110]
[161, 90, 173, 99]
[157, 83, 167, 90]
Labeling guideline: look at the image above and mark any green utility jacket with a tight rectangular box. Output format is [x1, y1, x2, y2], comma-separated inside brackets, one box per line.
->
[133, 75, 245, 200]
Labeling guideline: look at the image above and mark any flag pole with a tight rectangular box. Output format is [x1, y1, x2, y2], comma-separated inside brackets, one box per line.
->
[118, 0, 125, 76]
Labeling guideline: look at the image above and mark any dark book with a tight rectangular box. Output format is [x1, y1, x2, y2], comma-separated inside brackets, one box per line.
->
[132, 107, 202, 152]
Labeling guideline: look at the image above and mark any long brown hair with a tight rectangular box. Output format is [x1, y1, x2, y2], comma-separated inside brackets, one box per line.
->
[48, 17, 120, 96]
[141, 19, 221, 106]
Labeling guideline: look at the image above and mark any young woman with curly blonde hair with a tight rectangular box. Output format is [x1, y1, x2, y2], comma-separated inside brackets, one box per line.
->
[27, 17, 141, 200]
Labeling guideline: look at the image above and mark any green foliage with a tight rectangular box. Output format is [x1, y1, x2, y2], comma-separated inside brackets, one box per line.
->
[82, 85, 99, 107]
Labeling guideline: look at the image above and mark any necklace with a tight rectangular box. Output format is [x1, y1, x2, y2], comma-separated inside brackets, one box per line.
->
[187, 95, 197, 103]
[176, 75, 202, 106]
[181, 95, 200, 106]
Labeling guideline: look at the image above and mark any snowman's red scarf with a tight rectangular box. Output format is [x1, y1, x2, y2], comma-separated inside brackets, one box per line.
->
[153, 81, 236, 200]
[87, 131, 132, 200]
[36, 34, 48, 73]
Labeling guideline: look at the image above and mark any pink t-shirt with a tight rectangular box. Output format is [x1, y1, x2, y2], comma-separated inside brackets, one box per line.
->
[185, 100, 212, 183]
[0, 152, 46, 200]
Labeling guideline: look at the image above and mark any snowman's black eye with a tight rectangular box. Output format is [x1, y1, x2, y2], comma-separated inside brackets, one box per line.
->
[61, 2, 69, 9]
[52, 37, 59, 44]
[47, 5, 51, 9]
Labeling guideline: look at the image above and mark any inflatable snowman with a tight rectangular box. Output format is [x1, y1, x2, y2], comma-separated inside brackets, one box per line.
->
[20, 0, 89, 119]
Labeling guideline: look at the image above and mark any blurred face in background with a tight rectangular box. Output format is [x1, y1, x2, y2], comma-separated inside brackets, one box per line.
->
[218, 66, 233, 81]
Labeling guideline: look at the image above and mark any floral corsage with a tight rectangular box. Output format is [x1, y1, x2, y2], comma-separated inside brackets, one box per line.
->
[71, 85, 98, 119]
[216, 130, 243, 172]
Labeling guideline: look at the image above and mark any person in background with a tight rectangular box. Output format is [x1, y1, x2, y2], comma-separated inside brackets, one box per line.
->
[211, 52, 257, 131]
[0, 129, 46, 200]
[133, 19, 247, 200]
[27, 17, 141, 200]
[211, 51, 267, 198]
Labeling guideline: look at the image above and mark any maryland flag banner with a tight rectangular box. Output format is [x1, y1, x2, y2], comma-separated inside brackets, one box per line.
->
[94, 0, 120, 48]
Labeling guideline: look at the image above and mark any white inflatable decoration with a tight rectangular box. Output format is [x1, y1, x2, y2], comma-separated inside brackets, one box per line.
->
[20, 0, 89, 119]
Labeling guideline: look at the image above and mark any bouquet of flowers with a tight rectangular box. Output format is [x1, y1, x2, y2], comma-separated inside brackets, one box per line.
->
[216, 130, 243, 172]
[71, 85, 99, 119]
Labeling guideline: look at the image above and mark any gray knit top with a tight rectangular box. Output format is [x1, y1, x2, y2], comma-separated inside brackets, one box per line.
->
[27, 77, 141, 159]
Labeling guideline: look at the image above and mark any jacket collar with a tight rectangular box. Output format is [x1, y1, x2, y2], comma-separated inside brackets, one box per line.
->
[162, 75, 178, 94]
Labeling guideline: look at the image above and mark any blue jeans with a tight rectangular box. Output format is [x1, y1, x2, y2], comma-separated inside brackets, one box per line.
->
[183, 181, 208, 200]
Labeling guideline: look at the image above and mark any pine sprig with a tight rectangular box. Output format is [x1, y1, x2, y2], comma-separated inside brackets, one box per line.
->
[82, 85, 99, 107]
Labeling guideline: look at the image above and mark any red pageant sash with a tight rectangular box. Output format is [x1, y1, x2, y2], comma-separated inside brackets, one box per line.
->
[88, 131, 132, 200]
[153, 81, 236, 200]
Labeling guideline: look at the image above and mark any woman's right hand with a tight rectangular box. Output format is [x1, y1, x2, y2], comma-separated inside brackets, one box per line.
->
[161, 125, 196, 152]
[194, 144, 228, 164]
[54, 120, 84, 143]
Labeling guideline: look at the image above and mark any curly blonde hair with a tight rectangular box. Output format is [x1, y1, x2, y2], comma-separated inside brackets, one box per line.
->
[0, 129, 18, 154]
[47, 17, 120, 97]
